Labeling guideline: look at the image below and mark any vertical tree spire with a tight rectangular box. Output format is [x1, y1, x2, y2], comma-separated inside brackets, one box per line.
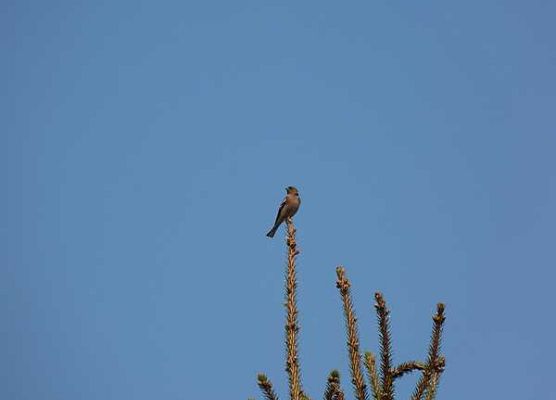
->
[285, 218, 303, 400]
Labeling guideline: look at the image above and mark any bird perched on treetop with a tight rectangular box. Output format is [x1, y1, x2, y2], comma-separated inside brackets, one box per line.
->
[266, 186, 301, 238]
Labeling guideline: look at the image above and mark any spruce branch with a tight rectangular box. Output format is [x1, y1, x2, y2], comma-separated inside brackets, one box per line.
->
[285, 218, 303, 400]
[391, 361, 426, 379]
[424, 370, 441, 400]
[428, 304, 445, 367]
[336, 267, 368, 400]
[258, 374, 280, 400]
[324, 370, 345, 400]
[374, 293, 393, 400]
[424, 357, 445, 400]
[411, 304, 446, 400]
[363, 352, 381, 400]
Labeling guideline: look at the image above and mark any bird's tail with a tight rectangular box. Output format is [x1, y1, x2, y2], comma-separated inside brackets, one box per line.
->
[266, 225, 278, 238]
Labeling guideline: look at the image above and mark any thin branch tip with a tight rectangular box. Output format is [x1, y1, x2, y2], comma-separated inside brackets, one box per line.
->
[257, 374, 280, 400]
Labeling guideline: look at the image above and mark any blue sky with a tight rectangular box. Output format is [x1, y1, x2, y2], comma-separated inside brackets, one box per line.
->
[2, 1, 555, 399]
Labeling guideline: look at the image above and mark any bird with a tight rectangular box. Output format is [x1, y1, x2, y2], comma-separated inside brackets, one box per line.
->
[266, 186, 301, 238]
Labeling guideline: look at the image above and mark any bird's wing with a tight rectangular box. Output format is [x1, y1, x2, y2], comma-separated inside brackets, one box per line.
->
[273, 199, 287, 225]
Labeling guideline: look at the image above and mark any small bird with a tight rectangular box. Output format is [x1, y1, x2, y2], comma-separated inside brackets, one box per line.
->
[266, 186, 301, 238]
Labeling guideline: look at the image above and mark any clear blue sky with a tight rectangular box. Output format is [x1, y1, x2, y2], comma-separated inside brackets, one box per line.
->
[3, 1, 555, 399]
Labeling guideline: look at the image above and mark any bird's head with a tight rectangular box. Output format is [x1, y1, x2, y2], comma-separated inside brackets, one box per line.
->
[286, 186, 299, 195]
